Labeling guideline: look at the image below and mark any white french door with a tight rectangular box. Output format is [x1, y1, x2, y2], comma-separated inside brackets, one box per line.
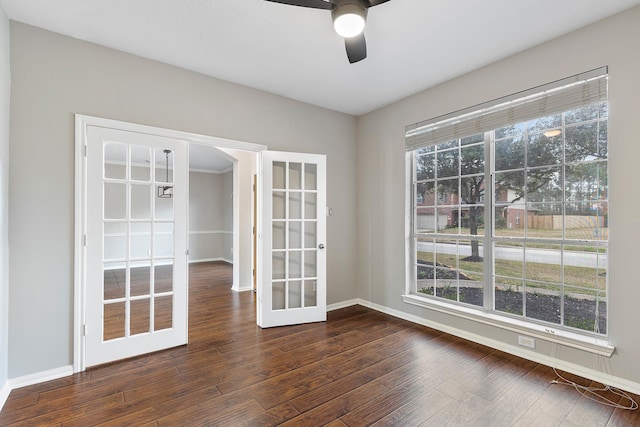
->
[258, 151, 327, 328]
[84, 126, 188, 367]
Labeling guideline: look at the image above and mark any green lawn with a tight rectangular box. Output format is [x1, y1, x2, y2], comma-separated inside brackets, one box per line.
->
[419, 252, 605, 290]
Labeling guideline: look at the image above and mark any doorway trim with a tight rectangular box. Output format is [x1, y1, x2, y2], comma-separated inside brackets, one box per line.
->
[74, 114, 266, 372]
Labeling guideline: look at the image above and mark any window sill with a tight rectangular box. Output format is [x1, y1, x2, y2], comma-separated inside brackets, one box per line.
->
[402, 293, 615, 357]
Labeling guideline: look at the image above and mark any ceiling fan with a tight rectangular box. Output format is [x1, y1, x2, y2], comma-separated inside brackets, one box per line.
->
[264, 0, 390, 63]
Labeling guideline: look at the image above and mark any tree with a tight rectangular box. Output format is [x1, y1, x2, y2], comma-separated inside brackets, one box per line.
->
[415, 103, 608, 261]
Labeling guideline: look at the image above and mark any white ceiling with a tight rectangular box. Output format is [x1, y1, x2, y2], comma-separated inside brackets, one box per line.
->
[1, 0, 639, 116]
[189, 144, 233, 173]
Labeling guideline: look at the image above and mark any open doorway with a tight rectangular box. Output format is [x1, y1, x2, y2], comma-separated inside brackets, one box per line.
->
[188, 143, 257, 293]
[188, 144, 234, 273]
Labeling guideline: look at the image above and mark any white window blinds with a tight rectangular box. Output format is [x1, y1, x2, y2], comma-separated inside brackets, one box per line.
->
[405, 67, 608, 152]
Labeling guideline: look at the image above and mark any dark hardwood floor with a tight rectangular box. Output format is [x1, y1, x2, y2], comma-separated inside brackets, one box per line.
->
[2, 261, 639, 426]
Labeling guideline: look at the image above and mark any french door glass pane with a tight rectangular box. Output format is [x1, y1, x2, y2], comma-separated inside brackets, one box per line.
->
[155, 264, 173, 293]
[103, 302, 125, 341]
[304, 251, 317, 277]
[304, 280, 317, 307]
[273, 192, 285, 219]
[304, 193, 317, 220]
[289, 251, 302, 278]
[272, 282, 286, 310]
[154, 296, 173, 331]
[104, 234, 126, 261]
[304, 222, 317, 249]
[104, 142, 127, 179]
[130, 298, 151, 335]
[130, 145, 151, 181]
[289, 222, 302, 249]
[304, 164, 317, 190]
[155, 195, 173, 220]
[154, 223, 174, 257]
[154, 148, 174, 183]
[103, 264, 125, 300]
[289, 281, 302, 308]
[130, 264, 151, 296]
[104, 183, 126, 220]
[130, 222, 151, 258]
[131, 184, 151, 219]
[272, 252, 285, 280]
[289, 163, 302, 189]
[273, 221, 285, 249]
[273, 162, 286, 189]
[289, 192, 302, 219]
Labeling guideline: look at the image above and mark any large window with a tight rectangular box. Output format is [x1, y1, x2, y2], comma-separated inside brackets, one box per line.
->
[407, 69, 608, 337]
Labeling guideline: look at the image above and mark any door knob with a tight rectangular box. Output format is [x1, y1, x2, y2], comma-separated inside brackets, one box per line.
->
[318, 244, 325, 249]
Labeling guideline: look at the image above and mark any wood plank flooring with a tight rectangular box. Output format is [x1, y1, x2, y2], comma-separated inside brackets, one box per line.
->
[2, 261, 639, 426]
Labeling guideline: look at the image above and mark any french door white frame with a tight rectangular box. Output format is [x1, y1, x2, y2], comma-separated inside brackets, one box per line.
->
[74, 114, 265, 372]
[257, 151, 327, 328]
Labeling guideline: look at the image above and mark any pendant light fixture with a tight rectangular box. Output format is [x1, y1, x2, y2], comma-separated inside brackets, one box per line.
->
[157, 149, 173, 198]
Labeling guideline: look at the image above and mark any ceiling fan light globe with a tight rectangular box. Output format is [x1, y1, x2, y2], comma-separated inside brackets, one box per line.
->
[332, 4, 367, 38]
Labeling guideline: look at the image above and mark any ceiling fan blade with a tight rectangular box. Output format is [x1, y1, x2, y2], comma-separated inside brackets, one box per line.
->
[263, 0, 333, 9]
[367, 0, 390, 6]
[345, 33, 367, 63]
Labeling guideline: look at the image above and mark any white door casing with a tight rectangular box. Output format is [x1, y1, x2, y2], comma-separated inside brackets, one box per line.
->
[84, 125, 188, 367]
[258, 151, 327, 328]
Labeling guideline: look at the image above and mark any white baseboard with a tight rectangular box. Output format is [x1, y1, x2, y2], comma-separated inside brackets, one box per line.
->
[9, 365, 74, 390]
[345, 298, 640, 396]
[0, 379, 10, 412]
[327, 299, 359, 312]
[0, 365, 75, 411]
[231, 285, 253, 292]
[189, 258, 233, 264]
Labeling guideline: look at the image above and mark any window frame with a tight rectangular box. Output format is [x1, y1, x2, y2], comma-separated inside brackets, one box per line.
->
[403, 72, 613, 357]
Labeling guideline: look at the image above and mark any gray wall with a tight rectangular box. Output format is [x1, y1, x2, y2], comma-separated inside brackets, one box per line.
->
[0, 6, 10, 392]
[357, 6, 640, 387]
[8, 22, 357, 378]
[189, 170, 232, 262]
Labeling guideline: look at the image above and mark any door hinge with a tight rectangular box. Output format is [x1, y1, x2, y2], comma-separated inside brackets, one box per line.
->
[82, 324, 87, 336]
[83, 145, 87, 157]
[83, 234, 87, 246]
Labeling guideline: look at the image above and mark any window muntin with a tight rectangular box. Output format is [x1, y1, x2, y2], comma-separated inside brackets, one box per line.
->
[412, 102, 608, 335]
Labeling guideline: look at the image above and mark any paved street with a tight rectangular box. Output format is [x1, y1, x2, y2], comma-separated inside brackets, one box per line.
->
[417, 241, 605, 268]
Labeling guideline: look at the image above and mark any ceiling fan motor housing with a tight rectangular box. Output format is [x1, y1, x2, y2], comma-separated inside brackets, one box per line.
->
[331, 1, 368, 20]
[331, 1, 368, 38]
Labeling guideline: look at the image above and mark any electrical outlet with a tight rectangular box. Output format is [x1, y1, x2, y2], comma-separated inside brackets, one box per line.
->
[518, 335, 535, 349]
